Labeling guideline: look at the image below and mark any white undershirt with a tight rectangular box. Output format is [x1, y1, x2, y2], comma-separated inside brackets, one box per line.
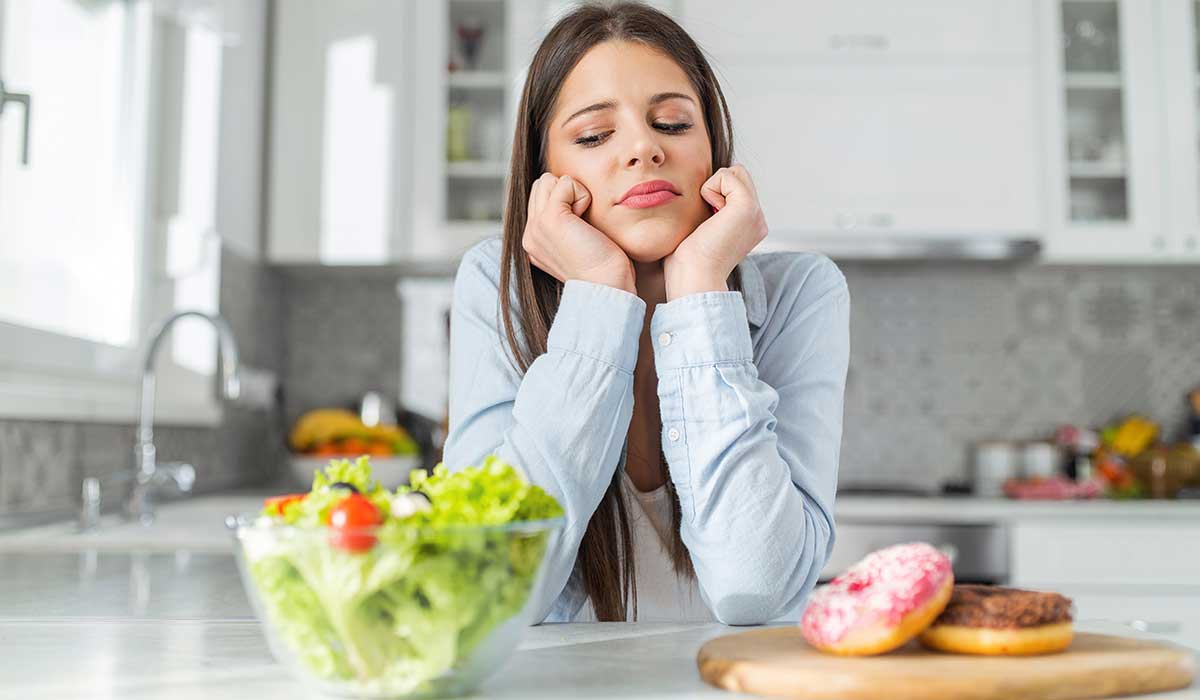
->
[572, 466, 716, 623]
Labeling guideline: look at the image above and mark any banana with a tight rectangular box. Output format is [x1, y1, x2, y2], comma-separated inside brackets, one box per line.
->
[289, 408, 417, 452]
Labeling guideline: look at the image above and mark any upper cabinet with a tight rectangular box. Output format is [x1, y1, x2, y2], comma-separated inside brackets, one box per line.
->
[266, 0, 544, 264]
[266, 0, 1200, 265]
[676, 0, 1043, 247]
[1040, 0, 1200, 262]
[1159, 0, 1200, 259]
[266, 0, 415, 264]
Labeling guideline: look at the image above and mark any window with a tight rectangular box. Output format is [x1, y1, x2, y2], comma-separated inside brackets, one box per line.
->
[0, 0, 142, 346]
[0, 0, 225, 424]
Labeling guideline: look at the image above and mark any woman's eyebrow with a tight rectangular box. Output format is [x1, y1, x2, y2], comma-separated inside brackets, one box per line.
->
[559, 92, 695, 128]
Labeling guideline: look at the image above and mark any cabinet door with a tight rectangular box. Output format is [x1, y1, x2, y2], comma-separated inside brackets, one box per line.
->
[1040, 0, 1169, 261]
[709, 62, 1040, 241]
[1011, 521, 1200, 587]
[266, 0, 413, 264]
[680, 0, 1033, 61]
[678, 1, 1040, 243]
[1159, 0, 1200, 260]
[1061, 590, 1200, 651]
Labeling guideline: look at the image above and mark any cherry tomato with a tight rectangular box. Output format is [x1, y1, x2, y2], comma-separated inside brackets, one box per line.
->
[264, 493, 306, 517]
[327, 493, 382, 552]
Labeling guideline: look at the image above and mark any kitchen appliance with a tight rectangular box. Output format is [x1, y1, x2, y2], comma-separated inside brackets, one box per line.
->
[820, 523, 1008, 585]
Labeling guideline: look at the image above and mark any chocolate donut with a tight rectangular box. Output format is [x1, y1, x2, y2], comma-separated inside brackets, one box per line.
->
[919, 585, 1075, 655]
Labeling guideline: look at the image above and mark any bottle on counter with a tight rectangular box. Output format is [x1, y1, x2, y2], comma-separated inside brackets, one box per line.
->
[1188, 387, 1200, 449]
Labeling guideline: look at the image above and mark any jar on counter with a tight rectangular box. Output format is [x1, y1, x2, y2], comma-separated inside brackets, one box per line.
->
[1022, 441, 1061, 480]
[973, 441, 1019, 497]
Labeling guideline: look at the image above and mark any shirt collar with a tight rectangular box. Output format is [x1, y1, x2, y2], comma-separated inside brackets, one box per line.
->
[737, 255, 767, 328]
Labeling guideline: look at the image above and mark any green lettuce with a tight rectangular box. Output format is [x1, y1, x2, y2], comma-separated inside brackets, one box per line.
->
[243, 455, 563, 695]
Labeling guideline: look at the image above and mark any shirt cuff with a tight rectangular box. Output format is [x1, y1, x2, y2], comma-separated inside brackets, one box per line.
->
[650, 291, 753, 370]
[546, 280, 646, 374]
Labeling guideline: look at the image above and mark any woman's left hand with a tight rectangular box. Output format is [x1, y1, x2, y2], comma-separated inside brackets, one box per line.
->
[663, 164, 768, 301]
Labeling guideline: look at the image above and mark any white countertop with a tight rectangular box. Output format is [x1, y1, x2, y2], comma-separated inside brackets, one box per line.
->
[1, 616, 1194, 700]
[0, 541, 1196, 699]
[8, 492, 1199, 555]
[3, 492, 1199, 698]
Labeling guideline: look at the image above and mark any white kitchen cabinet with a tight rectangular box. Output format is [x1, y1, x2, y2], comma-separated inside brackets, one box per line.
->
[1158, 0, 1200, 260]
[407, 0, 546, 262]
[677, 1, 1042, 247]
[265, 0, 415, 264]
[681, 0, 1035, 60]
[1064, 590, 1200, 651]
[266, 0, 550, 263]
[1039, 0, 1200, 262]
[1011, 521, 1200, 651]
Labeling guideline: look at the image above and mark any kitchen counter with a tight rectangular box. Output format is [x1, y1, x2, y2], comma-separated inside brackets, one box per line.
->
[835, 495, 1200, 523]
[0, 549, 1196, 699]
[8, 492, 1199, 554]
[2, 615, 1196, 700]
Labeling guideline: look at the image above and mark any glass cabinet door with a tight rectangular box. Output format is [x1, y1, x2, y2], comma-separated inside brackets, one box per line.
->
[1043, 0, 1166, 261]
[1059, 1, 1129, 222]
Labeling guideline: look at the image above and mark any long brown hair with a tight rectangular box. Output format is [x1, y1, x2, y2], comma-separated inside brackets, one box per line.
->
[497, 1, 740, 621]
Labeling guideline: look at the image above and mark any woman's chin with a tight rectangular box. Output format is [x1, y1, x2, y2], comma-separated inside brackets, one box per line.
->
[608, 219, 690, 263]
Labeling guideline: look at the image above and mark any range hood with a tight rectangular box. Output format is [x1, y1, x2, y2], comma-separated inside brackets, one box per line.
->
[759, 234, 1043, 262]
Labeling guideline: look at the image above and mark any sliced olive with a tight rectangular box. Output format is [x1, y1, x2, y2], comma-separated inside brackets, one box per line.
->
[329, 481, 360, 493]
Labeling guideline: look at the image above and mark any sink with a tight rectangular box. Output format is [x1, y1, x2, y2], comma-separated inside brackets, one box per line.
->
[0, 491, 273, 553]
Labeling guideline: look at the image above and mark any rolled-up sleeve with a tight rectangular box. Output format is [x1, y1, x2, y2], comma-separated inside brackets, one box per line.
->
[650, 258, 850, 625]
[442, 239, 645, 624]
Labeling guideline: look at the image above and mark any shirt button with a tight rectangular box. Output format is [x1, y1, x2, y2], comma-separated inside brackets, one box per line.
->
[667, 427, 680, 442]
[658, 332, 672, 347]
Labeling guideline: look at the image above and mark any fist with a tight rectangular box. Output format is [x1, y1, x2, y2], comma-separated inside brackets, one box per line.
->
[522, 173, 635, 294]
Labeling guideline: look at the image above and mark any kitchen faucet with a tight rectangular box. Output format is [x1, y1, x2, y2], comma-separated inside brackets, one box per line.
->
[128, 310, 242, 525]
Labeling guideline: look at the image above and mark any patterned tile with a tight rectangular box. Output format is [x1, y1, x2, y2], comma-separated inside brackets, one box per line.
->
[4, 251, 1200, 514]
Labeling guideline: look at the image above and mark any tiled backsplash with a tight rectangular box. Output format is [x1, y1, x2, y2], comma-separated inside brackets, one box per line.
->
[4, 248, 1199, 516]
[838, 261, 1200, 490]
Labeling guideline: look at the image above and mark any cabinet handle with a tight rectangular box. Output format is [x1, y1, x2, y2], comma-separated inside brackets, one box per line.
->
[1125, 620, 1182, 635]
[0, 78, 32, 165]
[867, 212, 894, 228]
[828, 34, 889, 51]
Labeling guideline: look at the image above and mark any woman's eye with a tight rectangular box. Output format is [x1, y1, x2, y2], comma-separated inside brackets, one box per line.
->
[573, 132, 609, 147]
[572, 122, 693, 148]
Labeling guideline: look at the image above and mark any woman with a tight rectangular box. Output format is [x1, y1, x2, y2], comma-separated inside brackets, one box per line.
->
[442, 1, 850, 625]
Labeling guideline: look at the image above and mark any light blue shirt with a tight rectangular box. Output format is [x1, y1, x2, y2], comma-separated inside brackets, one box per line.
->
[442, 236, 850, 625]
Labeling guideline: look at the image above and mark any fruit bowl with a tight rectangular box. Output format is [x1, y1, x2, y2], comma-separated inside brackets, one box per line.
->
[289, 453, 421, 490]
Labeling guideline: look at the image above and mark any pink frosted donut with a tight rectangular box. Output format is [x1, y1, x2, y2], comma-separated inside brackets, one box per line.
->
[801, 542, 954, 656]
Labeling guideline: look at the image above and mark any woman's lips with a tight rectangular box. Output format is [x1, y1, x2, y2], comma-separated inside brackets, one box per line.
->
[620, 191, 680, 209]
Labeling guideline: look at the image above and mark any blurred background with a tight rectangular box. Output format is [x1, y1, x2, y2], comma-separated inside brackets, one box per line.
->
[1, 0, 1199, 645]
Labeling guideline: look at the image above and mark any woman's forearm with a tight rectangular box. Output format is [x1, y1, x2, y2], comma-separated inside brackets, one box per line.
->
[651, 278, 850, 624]
[444, 256, 647, 623]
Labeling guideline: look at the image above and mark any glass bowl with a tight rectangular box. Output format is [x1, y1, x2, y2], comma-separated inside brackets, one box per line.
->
[227, 513, 564, 698]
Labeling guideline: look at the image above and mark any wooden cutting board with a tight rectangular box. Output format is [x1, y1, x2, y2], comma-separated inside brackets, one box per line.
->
[697, 627, 1195, 700]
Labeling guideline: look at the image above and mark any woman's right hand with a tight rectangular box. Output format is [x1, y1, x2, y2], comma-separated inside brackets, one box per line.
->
[522, 173, 636, 295]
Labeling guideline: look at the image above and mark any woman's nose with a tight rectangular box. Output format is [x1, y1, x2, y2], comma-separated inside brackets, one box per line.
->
[624, 130, 665, 168]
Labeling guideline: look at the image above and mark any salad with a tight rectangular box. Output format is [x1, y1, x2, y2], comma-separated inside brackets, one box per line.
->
[238, 455, 564, 696]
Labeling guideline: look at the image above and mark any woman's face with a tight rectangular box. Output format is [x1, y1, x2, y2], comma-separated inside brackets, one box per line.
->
[545, 40, 712, 263]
